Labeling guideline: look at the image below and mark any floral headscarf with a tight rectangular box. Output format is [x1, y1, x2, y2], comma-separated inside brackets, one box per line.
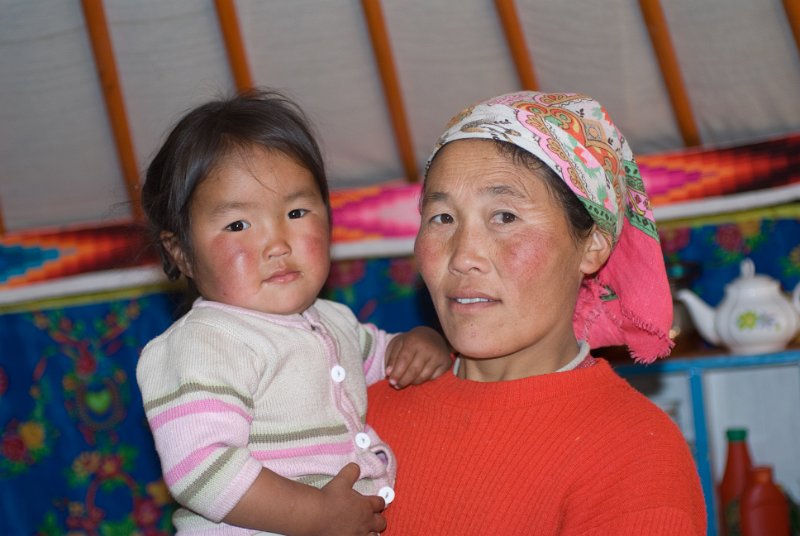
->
[426, 91, 673, 363]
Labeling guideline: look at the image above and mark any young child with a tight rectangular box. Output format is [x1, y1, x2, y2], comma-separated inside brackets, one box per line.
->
[136, 89, 451, 535]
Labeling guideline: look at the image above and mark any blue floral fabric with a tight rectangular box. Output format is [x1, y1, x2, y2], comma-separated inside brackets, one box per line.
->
[660, 215, 800, 307]
[0, 291, 182, 535]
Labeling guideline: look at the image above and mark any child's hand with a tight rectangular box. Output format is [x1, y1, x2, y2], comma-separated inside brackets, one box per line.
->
[385, 326, 451, 389]
[317, 463, 387, 535]
[222, 463, 384, 535]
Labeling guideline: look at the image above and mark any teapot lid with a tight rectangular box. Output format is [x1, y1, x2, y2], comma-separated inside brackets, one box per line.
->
[726, 258, 779, 291]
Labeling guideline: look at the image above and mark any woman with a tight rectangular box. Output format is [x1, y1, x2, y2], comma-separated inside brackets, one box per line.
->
[367, 91, 706, 534]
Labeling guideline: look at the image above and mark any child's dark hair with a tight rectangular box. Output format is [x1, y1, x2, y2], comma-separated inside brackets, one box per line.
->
[141, 88, 329, 280]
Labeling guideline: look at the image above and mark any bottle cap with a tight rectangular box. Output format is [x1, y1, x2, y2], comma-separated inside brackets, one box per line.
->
[726, 428, 748, 441]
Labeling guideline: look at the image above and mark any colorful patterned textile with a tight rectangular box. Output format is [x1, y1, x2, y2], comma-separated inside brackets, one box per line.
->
[1, 134, 798, 291]
[427, 91, 672, 362]
[0, 221, 156, 289]
[660, 205, 800, 309]
[324, 256, 436, 333]
[640, 134, 800, 207]
[0, 288, 182, 535]
[330, 181, 421, 244]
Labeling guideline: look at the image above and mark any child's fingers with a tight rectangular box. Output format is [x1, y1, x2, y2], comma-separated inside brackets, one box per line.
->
[391, 350, 449, 387]
[431, 360, 451, 379]
[374, 512, 387, 532]
[384, 335, 406, 377]
[387, 352, 412, 387]
[407, 360, 446, 386]
[370, 511, 387, 533]
[365, 495, 386, 532]
[331, 462, 361, 487]
[391, 355, 426, 388]
[387, 360, 410, 388]
[368, 494, 386, 514]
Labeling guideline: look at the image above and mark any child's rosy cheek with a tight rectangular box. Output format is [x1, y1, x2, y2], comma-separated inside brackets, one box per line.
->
[210, 238, 254, 268]
[305, 234, 331, 259]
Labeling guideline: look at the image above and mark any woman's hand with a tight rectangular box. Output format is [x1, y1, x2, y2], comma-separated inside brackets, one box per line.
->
[385, 326, 452, 388]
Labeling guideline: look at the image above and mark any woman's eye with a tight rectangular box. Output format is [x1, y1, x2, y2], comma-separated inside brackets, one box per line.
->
[288, 208, 309, 219]
[491, 212, 517, 224]
[430, 213, 454, 224]
[225, 220, 250, 232]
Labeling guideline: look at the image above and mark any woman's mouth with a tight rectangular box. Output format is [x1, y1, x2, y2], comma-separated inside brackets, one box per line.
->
[448, 293, 498, 306]
[454, 297, 492, 304]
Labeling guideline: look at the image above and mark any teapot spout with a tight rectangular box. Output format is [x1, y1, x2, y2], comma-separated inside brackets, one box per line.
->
[676, 289, 720, 346]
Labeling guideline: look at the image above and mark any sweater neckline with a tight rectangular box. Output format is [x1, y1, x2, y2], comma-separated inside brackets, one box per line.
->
[414, 358, 620, 411]
[451, 340, 593, 378]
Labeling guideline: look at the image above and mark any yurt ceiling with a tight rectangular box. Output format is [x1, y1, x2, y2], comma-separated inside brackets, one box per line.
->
[1, 0, 799, 234]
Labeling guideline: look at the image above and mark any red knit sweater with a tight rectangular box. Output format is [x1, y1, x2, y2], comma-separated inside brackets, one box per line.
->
[367, 359, 706, 535]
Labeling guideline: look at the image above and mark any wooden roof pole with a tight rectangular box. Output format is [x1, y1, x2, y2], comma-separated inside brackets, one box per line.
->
[214, 0, 254, 92]
[0, 199, 5, 236]
[638, 0, 701, 147]
[783, 0, 800, 56]
[80, 0, 143, 221]
[494, 0, 539, 91]
[360, 0, 418, 183]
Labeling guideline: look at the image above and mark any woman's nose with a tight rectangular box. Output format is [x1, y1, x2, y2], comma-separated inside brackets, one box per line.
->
[448, 224, 489, 274]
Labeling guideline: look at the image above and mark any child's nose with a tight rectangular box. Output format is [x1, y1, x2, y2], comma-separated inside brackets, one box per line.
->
[265, 236, 291, 258]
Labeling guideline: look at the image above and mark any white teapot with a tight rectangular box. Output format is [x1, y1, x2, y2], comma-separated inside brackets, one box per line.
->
[677, 258, 800, 355]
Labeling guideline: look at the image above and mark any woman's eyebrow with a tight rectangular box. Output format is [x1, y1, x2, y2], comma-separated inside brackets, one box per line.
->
[480, 184, 525, 199]
[420, 190, 448, 206]
[421, 184, 525, 206]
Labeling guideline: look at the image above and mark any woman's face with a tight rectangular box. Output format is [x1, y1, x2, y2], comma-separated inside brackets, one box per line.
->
[415, 139, 599, 377]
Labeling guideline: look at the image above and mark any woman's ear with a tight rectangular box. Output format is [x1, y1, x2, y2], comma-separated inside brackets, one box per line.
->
[160, 231, 193, 278]
[579, 227, 612, 276]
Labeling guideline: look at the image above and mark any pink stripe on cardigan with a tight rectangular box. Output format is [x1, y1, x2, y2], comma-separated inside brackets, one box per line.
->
[149, 399, 252, 431]
[164, 440, 355, 488]
[251, 440, 353, 460]
[164, 444, 217, 486]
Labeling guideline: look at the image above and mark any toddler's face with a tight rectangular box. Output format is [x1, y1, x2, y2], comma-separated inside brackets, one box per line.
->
[179, 147, 330, 315]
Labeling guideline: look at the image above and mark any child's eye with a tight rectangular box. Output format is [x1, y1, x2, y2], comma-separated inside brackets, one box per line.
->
[288, 208, 309, 219]
[491, 212, 517, 224]
[430, 213, 454, 224]
[225, 220, 250, 232]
